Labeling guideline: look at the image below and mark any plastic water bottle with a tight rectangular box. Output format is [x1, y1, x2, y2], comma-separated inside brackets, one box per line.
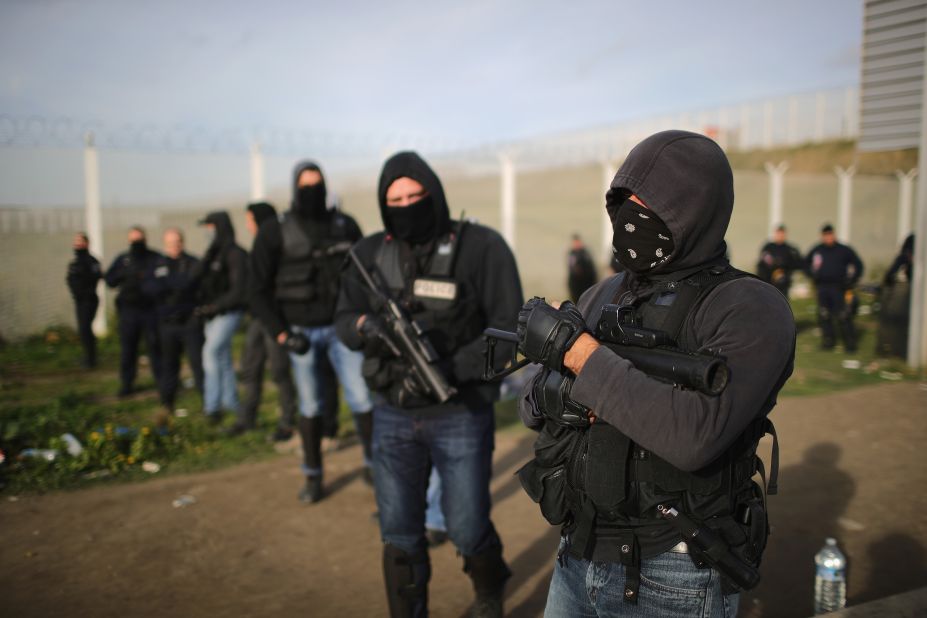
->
[814, 537, 847, 614]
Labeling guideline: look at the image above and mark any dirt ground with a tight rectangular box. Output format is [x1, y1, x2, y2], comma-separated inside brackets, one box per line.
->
[2, 382, 926, 618]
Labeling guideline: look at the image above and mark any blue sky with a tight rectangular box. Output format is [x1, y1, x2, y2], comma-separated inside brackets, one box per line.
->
[0, 0, 862, 205]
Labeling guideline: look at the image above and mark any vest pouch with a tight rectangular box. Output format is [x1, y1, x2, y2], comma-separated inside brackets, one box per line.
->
[650, 453, 723, 495]
[274, 265, 318, 302]
[517, 460, 570, 525]
[584, 423, 630, 520]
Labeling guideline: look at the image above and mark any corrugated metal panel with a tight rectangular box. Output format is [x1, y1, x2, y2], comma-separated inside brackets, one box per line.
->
[859, 0, 927, 151]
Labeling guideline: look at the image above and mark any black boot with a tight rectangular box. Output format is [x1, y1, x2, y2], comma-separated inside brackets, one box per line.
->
[354, 411, 374, 485]
[383, 544, 430, 618]
[297, 416, 324, 502]
[464, 545, 512, 618]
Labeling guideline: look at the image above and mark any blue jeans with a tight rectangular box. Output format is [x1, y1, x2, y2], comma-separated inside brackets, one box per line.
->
[545, 542, 740, 617]
[202, 311, 242, 415]
[373, 403, 499, 556]
[288, 325, 372, 417]
[425, 466, 446, 532]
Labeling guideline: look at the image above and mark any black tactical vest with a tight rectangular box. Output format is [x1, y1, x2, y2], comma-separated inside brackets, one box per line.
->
[275, 213, 354, 307]
[522, 265, 781, 599]
[373, 222, 483, 361]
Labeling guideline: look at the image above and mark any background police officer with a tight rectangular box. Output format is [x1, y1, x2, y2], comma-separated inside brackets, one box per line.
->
[250, 161, 373, 503]
[566, 233, 598, 302]
[104, 226, 163, 397]
[144, 227, 204, 418]
[756, 223, 804, 297]
[517, 131, 795, 616]
[805, 224, 864, 352]
[66, 231, 102, 369]
[335, 151, 523, 618]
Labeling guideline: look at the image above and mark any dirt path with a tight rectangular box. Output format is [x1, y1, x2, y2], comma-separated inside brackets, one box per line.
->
[2, 382, 926, 618]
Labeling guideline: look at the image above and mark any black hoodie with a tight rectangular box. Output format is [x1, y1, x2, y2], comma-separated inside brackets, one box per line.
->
[520, 131, 795, 472]
[249, 161, 363, 335]
[335, 151, 524, 413]
[197, 211, 248, 313]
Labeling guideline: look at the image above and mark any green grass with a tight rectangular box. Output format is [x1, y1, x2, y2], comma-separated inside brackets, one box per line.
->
[0, 294, 918, 494]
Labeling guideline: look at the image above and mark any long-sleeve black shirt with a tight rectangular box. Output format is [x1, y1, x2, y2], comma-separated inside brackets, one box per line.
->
[250, 213, 362, 336]
[756, 241, 803, 286]
[66, 250, 102, 302]
[805, 242, 864, 286]
[334, 223, 523, 412]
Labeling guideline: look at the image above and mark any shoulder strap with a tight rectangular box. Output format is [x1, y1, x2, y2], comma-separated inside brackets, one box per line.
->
[374, 237, 405, 292]
[661, 266, 755, 343]
[582, 272, 627, 330]
[427, 220, 469, 278]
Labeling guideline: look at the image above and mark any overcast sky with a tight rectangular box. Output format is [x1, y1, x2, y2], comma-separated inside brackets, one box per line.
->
[0, 0, 862, 205]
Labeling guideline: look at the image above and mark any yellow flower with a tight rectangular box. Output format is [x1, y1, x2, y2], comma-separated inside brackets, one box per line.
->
[141, 427, 151, 436]
[90, 432, 101, 441]
[126, 456, 136, 464]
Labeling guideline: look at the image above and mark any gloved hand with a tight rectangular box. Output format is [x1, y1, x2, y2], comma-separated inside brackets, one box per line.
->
[389, 373, 429, 408]
[532, 368, 591, 428]
[516, 297, 587, 371]
[194, 304, 219, 319]
[281, 331, 311, 355]
[358, 315, 388, 342]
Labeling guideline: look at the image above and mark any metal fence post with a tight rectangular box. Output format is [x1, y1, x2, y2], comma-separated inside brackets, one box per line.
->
[896, 169, 917, 244]
[765, 161, 789, 235]
[83, 132, 107, 337]
[499, 153, 516, 251]
[250, 141, 265, 201]
[835, 166, 856, 243]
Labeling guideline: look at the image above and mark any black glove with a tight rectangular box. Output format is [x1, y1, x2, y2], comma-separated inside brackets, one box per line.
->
[194, 304, 219, 319]
[532, 369, 591, 428]
[281, 331, 310, 355]
[359, 315, 388, 342]
[516, 297, 587, 371]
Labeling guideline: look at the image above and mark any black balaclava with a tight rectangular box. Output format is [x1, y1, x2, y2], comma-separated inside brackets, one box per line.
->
[605, 130, 734, 281]
[291, 161, 328, 220]
[247, 201, 278, 227]
[377, 151, 451, 246]
[129, 238, 147, 257]
[200, 211, 236, 248]
[611, 199, 675, 274]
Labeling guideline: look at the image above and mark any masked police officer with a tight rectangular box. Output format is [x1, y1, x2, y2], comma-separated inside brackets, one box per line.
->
[250, 161, 373, 503]
[516, 131, 795, 616]
[335, 151, 523, 618]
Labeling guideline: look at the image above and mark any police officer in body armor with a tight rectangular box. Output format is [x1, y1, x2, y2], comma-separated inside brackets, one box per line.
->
[516, 131, 795, 616]
[66, 231, 102, 369]
[104, 226, 163, 397]
[805, 224, 864, 352]
[250, 161, 373, 503]
[335, 152, 523, 618]
[144, 228, 204, 416]
[756, 224, 804, 297]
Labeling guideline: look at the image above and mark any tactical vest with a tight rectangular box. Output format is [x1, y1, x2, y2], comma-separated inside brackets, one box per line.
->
[373, 222, 482, 360]
[275, 213, 354, 306]
[521, 265, 782, 601]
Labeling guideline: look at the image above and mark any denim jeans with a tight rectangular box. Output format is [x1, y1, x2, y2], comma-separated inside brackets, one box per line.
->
[545, 541, 739, 618]
[425, 466, 446, 532]
[202, 311, 242, 415]
[373, 403, 500, 556]
[288, 325, 372, 417]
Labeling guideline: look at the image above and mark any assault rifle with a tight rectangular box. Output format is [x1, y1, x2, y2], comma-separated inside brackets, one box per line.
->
[483, 303, 729, 396]
[348, 248, 457, 404]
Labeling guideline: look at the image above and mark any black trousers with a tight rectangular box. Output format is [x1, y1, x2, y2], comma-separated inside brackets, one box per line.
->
[238, 319, 298, 429]
[158, 317, 204, 408]
[817, 284, 857, 351]
[117, 306, 162, 391]
[74, 297, 99, 367]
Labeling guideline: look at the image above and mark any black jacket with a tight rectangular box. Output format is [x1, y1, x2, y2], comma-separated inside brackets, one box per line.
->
[756, 241, 803, 288]
[250, 162, 362, 334]
[885, 234, 914, 284]
[66, 249, 102, 302]
[805, 242, 864, 287]
[568, 247, 598, 302]
[143, 251, 201, 322]
[520, 131, 795, 473]
[334, 151, 524, 412]
[198, 212, 248, 313]
[104, 244, 163, 309]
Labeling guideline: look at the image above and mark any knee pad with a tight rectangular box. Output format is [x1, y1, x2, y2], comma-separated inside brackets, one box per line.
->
[383, 544, 430, 617]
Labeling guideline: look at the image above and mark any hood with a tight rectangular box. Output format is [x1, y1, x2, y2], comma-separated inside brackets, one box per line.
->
[291, 159, 327, 206]
[377, 151, 451, 238]
[606, 130, 733, 277]
[247, 201, 277, 227]
[200, 211, 236, 247]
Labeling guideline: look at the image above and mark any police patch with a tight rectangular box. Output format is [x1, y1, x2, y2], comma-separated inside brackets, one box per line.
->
[413, 278, 457, 301]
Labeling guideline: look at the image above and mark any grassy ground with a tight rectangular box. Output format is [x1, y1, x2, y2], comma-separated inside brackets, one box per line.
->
[0, 293, 919, 494]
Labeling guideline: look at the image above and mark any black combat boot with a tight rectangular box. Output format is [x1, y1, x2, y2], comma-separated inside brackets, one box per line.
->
[382, 544, 430, 618]
[353, 411, 374, 486]
[464, 545, 512, 618]
[297, 416, 324, 503]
